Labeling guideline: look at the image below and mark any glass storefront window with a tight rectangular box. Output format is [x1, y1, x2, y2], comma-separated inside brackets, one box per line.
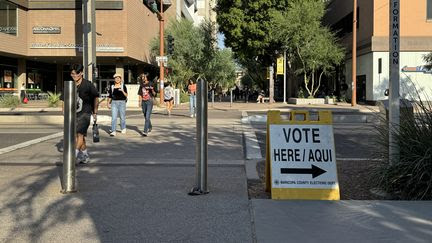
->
[0, 0, 17, 36]
[0, 66, 17, 89]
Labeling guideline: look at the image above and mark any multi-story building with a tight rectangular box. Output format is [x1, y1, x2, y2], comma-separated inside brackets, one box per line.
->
[324, 0, 432, 103]
[0, 0, 183, 97]
[179, 0, 216, 25]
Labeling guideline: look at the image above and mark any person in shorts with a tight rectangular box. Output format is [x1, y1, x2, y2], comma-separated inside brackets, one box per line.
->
[62, 64, 100, 164]
[164, 81, 174, 116]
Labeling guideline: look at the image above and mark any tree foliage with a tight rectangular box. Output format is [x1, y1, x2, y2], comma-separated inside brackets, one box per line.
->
[423, 52, 432, 70]
[150, 19, 236, 91]
[216, 0, 289, 65]
[217, 0, 345, 97]
[269, 0, 344, 97]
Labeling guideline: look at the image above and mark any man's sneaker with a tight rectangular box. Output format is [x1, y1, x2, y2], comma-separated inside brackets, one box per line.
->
[142, 132, 148, 137]
[190, 114, 194, 118]
[110, 131, 116, 137]
[80, 153, 90, 164]
[121, 128, 127, 134]
[148, 128, 152, 133]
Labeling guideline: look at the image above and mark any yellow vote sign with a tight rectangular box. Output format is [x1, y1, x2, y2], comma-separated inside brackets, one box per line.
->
[276, 57, 284, 75]
[265, 110, 340, 200]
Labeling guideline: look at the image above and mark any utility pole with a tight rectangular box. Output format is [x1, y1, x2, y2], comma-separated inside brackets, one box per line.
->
[269, 65, 274, 103]
[351, 0, 357, 106]
[389, 0, 400, 165]
[159, 0, 165, 105]
[283, 50, 287, 104]
[82, 0, 96, 82]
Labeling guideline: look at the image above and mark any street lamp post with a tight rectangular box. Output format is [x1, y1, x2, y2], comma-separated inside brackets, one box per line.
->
[158, 0, 165, 105]
[352, 0, 357, 106]
[283, 49, 287, 104]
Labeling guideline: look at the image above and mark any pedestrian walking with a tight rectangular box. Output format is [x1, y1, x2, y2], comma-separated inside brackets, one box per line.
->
[61, 64, 99, 164]
[138, 73, 155, 136]
[164, 81, 174, 116]
[107, 73, 128, 136]
[187, 79, 196, 117]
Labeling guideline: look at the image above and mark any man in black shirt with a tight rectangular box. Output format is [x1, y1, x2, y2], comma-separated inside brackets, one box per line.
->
[62, 64, 100, 164]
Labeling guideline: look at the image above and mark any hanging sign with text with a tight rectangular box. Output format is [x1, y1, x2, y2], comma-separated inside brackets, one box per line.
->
[266, 110, 340, 200]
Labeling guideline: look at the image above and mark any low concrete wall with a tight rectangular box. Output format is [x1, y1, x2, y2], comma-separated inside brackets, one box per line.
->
[288, 98, 325, 105]
[126, 84, 140, 108]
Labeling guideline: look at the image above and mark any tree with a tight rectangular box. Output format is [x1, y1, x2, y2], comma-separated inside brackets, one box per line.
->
[205, 48, 237, 90]
[269, 0, 344, 97]
[150, 19, 236, 91]
[423, 52, 432, 70]
[216, 0, 289, 65]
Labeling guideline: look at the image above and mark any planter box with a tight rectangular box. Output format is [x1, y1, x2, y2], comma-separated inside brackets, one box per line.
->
[325, 97, 336, 105]
[288, 98, 325, 105]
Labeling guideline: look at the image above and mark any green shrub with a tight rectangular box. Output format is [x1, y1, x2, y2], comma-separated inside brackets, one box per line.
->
[26, 88, 42, 94]
[373, 99, 432, 200]
[0, 95, 21, 108]
[297, 88, 305, 98]
[180, 91, 189, 103]
[47, 92, 61, 107]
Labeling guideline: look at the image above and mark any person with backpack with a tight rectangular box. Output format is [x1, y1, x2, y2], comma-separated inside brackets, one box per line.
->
[164, 81, 174, 116]
[61, 64, 100, 164]
[107, 73, 128, 136]
[138, 73, 155, 136]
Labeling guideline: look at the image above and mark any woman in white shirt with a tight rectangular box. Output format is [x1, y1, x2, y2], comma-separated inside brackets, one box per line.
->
[164, 82, 174, 116]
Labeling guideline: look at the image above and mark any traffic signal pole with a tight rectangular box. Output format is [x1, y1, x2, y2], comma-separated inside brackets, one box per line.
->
[159, 0, 164, 105]
[352, 0, 357, 106]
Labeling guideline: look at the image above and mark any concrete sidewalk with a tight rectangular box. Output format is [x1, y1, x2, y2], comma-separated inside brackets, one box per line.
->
[252, 200, 432, 243]
[0, 113, 253, 242]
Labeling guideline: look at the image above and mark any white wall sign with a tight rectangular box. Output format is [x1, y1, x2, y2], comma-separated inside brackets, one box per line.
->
[269, 124, 339, 189]
[30, 43, 124, 53]
[33, 26, 61, 34]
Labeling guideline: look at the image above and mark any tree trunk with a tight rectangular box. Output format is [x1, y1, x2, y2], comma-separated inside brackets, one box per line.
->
[309, 70, 315, 98]
[313, 71, 325, 97]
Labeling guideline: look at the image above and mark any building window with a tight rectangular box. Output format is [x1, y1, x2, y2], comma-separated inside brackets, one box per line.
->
[0, 0, 17, 36]
[428, 0, 432, 20]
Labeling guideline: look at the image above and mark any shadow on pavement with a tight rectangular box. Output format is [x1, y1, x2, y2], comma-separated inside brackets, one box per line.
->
[0, 124, 252, 242]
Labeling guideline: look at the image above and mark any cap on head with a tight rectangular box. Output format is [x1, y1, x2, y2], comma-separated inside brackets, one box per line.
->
[113, 73, 122, 78]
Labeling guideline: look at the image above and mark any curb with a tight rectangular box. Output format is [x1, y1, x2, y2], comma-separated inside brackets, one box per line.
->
[242, 114, 379, 124]
[0, 115, 111, 125]
[242, 111, 262, 181]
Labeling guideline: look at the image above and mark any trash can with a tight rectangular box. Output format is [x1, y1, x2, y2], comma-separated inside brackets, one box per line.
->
[377, 99, 414, 123]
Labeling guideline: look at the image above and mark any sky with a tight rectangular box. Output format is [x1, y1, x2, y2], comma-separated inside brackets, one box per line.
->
[217, 33, 225, 49]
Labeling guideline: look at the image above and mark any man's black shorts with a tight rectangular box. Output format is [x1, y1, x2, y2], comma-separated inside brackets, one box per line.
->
[77, 113, 91, 136]
[164, 97, 174, 102]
